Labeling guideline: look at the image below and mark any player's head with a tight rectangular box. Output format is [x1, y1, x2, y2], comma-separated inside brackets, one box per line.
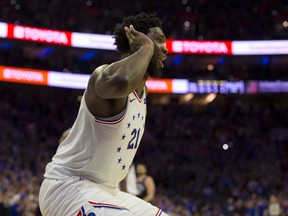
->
[114, 12, 167, 78]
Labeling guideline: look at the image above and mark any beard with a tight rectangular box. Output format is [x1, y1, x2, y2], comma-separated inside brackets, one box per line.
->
[147, 56, 163, 78]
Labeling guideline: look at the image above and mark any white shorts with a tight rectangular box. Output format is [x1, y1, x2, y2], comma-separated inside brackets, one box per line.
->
[39, 176, 168, 216]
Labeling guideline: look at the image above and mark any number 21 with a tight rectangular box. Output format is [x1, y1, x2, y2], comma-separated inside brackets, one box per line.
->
[127, 128, 141, 149]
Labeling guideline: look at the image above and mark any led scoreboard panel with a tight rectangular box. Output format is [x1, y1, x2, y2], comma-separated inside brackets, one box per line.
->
[189, 80, 245, 94]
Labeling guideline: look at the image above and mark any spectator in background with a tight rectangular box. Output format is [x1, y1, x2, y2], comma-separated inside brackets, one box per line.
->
[120, 164, 140, 196]
[136, 163, 156, 203]
[232, 198, 247, 216]
[266, 194, 282, 216]
[0, 189, 10, 216]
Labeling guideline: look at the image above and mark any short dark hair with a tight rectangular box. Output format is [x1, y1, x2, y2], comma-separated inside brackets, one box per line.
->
[113, 12, 162, 54]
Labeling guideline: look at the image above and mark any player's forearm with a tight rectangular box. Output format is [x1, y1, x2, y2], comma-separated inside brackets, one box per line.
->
[121, 45, 154, 88]
[144, 195, 153, 202]
[95, 45, 153, 98]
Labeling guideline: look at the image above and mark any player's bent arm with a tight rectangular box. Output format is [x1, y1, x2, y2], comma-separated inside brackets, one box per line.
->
[93, 44, 154, 99]
[143, 176, 156, 202]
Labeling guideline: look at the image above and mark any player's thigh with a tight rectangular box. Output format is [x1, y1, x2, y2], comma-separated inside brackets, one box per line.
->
[77, 180, 134, 216]
[116, 191, 169, 216]
[77, 202, 133, 216]
[39, 177, 133, 216]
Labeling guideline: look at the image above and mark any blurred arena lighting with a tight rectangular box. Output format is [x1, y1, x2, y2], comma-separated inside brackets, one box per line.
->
[1, 21, 288, 55]
[0, 41, 13, 49]
[179, 93, 194, 104]
[261, 56, 270, 65]
[205, 93, 217, 103]
[182, 0, 188, 5]
[159, 95, 170, 105]
[86, 0, 92, 6]
[218, 57, 225, 64]
[2, 65, 288, 94]
[173, 55, 183, 65]
[81, 51, 97, 61]
[207, 64, 214, 71]
[151, 95, 170, 105]
[37, 47, 54, 57]
[222, 144, 229, 150]
[185, 7, 192, 12]
[184, 21, 190, 28]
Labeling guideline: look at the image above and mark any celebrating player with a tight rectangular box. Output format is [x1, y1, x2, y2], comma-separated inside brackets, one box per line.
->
[39, 12, 168, 216]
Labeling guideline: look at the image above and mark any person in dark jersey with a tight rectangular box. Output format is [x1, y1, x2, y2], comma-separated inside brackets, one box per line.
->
[136, 163, 156, 203]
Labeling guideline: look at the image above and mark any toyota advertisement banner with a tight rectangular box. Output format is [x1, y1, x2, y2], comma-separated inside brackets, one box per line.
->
[1, 21, 288, 55]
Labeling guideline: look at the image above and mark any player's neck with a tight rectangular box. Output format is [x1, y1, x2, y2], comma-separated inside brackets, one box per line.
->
[135, 80, 146, 96]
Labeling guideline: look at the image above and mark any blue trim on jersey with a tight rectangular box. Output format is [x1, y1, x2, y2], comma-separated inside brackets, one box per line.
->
[88, 201, 130, 211]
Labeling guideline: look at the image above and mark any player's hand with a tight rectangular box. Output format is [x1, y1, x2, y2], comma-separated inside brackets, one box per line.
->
[124, 25, 154, 53]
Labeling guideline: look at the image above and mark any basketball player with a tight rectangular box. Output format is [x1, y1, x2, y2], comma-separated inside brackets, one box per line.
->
[39, 13, 168, 216]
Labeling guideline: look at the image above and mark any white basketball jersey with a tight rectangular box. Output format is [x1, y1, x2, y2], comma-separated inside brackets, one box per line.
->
[44, 89, 146, 193]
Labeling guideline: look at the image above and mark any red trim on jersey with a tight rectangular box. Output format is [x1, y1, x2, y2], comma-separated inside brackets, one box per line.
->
[155, 208, 163, 216]
[133, 90, 144, 103]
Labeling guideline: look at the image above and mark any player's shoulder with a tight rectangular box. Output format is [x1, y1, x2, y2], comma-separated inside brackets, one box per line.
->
[87, 64, 109, 87]
[91, 64, 109, 77]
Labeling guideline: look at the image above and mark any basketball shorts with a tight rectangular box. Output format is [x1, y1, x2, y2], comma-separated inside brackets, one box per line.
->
[39, 176, 168, 216]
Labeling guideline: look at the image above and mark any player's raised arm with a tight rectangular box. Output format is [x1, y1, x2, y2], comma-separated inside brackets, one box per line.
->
[91, 25, 154, 99]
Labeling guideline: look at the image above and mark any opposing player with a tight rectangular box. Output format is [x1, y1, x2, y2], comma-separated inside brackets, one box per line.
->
[39, 12, 168, 216]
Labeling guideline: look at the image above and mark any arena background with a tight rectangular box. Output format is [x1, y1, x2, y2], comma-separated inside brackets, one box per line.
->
[0, 1, 288, 215]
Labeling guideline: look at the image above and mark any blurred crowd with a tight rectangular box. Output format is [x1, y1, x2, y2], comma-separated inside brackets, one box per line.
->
[0, 0, 287, 39]
[0, 0, 288, 81]
[139, 95, 288, 215]
[0, 84, 287, 215]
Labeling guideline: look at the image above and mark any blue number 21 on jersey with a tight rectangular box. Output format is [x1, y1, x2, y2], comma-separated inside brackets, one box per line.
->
[127, 128, 141, 149]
